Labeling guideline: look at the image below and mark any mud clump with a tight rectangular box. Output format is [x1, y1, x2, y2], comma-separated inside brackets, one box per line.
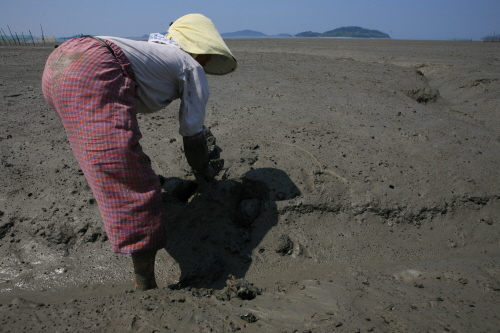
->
[236, 198, 262, 226]
[216, 275, 262, 301]
[239, 312, 258, 323]
[275, 234, 294, 256]
[407, 87, 439, 104]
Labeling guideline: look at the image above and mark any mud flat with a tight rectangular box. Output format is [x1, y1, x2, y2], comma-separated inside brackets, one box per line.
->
[1, 39, 499, 332]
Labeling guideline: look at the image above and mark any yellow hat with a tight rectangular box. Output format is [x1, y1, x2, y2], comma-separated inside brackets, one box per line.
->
[166, 13, 237, 75]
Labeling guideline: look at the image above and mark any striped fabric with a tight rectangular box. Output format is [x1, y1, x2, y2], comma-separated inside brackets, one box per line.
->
[42, 37, 166, 253]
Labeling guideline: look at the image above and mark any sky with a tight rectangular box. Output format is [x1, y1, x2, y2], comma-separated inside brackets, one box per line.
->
[1, 0, 499, 41]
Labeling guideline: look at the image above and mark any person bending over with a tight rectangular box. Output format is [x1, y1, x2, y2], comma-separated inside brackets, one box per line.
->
[42, 13, 237, 290]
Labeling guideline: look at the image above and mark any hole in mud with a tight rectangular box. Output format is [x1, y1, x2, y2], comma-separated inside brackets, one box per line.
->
[160, 176, 198, 203]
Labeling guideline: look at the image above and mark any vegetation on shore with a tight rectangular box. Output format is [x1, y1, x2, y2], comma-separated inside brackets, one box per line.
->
[482, 33, 500, 42]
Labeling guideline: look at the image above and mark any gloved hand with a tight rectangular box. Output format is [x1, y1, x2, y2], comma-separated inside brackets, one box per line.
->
[183, 130, 222, 189]
[183, 130, 209, 172]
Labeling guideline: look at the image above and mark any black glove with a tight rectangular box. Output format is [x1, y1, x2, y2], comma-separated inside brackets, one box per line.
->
[183, 130, 210, 172]
[183, 128, 224, 189]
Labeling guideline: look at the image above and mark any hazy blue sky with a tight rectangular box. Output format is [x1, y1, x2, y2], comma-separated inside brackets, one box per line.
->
[1, 0, 498, 40]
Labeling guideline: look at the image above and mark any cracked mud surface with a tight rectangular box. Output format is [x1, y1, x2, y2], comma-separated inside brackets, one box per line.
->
[1, 39, 499, 332]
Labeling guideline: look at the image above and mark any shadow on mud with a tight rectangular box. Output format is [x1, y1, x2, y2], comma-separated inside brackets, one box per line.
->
[162, 168, 300, 289]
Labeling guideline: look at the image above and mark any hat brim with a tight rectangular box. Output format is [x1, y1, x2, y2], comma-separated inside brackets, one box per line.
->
[204, 54, 237, 75]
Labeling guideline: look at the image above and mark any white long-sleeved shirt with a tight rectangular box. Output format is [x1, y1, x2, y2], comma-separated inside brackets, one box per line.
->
[98, 36, 209, 137]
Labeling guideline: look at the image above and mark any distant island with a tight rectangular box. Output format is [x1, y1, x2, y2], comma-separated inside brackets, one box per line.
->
[296, 26, 390, 38]
[220, 27, 389, 39]
[136, 26, 389, 40]
[221, 30, 266, 37]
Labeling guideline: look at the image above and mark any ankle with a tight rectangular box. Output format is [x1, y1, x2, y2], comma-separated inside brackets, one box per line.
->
[131, 250, 158, 290]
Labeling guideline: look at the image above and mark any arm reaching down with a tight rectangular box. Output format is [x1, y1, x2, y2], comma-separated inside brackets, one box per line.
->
[183, 129, 223, 189]
[183, 130, 215, 188]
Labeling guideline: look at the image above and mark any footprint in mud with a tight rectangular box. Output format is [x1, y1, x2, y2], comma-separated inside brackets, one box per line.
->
[162, 168, 300, 289]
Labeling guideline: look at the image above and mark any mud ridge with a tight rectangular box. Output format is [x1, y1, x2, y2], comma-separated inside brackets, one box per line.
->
[280, 195, 498, 226]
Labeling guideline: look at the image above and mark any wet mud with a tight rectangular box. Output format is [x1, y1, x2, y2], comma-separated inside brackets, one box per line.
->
[1, 39, 500, 332]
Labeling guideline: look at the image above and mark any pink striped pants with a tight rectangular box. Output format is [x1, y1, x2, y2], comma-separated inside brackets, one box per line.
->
[42, 37, 166, 253]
